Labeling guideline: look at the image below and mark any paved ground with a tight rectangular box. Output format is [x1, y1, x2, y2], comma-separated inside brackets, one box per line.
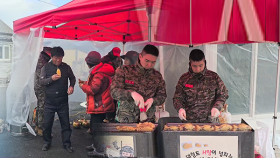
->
[2, 101, 276, 158]
[0, 102, 93, 158]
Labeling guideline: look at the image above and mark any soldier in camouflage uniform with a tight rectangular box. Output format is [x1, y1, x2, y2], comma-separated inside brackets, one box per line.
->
[110, 44, 167, 123]
[173, 49, 229, 123]
[34, 47, 51, 136]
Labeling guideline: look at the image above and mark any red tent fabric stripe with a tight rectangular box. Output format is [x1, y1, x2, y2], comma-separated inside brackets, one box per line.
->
[228, 0, 249, 43]
[155, 0, 279, 44]
[13, 0, 280, 44]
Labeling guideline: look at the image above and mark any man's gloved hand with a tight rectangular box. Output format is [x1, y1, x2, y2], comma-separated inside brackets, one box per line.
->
[211, 108, 220, 118]
[178, 108, 186, 120]
[144, 98, 153, 111]
[131, 92, 144, 109]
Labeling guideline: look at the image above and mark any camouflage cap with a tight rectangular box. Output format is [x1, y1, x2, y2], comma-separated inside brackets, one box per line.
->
[43, 47, 52, 52]
[42, 47, 52, 57]
[121, 51, 139, 64]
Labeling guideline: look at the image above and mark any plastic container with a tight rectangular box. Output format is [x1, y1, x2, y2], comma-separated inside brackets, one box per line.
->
[219, 104, 232, 123]
[155, 105, 170, 123]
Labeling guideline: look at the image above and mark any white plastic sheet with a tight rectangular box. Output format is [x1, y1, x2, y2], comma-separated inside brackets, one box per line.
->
[256, 43, 280, 114]
[217, 44, 252, 115]
[6, 28, 44, 127]
[255, 121, 276, 158]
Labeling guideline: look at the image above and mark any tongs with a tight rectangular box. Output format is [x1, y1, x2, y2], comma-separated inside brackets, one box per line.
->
[209, 116, 220, 124]
[181, 119, 189, 123]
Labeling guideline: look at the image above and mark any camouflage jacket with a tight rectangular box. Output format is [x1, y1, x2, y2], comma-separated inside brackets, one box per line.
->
[111, 57, 123, 70]
[173, 67, 229, 123]
[34, 51, 51, 91]
[110, 61, 167, 123]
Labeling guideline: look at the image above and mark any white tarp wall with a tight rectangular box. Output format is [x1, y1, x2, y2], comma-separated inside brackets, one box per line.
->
[6, 28, 44, 128]
[7, 30, 280, 157]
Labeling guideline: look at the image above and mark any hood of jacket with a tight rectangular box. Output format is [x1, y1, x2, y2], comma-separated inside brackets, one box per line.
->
[91, 62, 115, 77]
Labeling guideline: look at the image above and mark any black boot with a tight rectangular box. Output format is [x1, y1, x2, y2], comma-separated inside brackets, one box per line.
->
[64, 145, 74, 153]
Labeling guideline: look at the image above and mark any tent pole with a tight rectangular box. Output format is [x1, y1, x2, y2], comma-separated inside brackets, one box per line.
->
[189, 0, 192, 46]
[273, 0, 280, 148]
[159, 46, 165, 110]
[249, 43, 258, 117]
[273, 44, 280, 148]
[148, 13, 152, 42]
[204, 44, 217, 72]
[122, 42, 126, 56]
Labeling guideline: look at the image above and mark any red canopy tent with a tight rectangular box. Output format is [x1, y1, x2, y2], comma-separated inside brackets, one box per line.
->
[10, 0, 280, 149]
[14, 0, 162, 43]
[14, 0, 279, 45]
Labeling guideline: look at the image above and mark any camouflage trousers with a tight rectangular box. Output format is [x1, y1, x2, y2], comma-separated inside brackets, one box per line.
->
[34, 89, 45, 128]
[116, 102, 156, 123]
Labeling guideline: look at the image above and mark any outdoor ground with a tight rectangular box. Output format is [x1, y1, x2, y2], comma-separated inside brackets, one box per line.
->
[1, 101, 280, 158]
[0, 102, 93, 158]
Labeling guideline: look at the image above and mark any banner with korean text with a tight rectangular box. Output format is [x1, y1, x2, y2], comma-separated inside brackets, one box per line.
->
[180, 136, 238, 158]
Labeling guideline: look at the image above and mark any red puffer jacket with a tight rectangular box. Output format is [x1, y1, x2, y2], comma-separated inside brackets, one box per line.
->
[81, 63, 115, 114]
